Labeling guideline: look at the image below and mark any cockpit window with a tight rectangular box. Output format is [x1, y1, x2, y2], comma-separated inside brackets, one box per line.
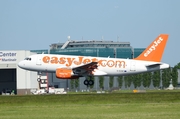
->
[24, 57, 31, 61]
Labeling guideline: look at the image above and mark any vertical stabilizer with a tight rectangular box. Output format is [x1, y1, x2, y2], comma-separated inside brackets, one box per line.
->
[134, 34, 169, 62]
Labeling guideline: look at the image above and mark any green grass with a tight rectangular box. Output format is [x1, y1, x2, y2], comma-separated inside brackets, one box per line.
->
[1, 91, 180, 119]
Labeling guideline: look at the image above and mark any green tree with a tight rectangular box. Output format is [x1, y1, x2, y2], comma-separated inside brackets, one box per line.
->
[147, 72, 152, 88]
[172, 67, 178, 87]
[109, 76, 114, 89]
[70, 79, 75, 90]
[124, 75, 132, 89]
[133, 74, 142, 89]
[162, 68, 171, 88]
[99, 76, 104, 90]
[171, 62, 180, 87]
[75, 78, 79, 91]
[142, 72, 152, 89]
[175, 62, 180, 68]
[152, 71, 160, 88]
[132, 75, 137, 89]
[124, 76, 128, 88]
[142, 73, 147, 88]
[136, 74, 142, 88]
[89, 76, 95, 89]
[117, 76, 123, 89]
[127, 75, 132, 89]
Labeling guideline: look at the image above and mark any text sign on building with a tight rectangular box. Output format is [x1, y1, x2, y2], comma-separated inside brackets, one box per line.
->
[0, 51, 17, 63]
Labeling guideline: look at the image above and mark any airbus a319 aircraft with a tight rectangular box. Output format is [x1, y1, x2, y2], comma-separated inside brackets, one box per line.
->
[18, 34, 169, 86]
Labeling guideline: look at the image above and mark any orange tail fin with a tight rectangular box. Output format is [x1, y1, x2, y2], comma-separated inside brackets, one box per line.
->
[134, 34, 169, 62]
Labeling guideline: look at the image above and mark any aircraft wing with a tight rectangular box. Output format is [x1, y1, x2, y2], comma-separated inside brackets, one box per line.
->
[72, 62, 98, 75]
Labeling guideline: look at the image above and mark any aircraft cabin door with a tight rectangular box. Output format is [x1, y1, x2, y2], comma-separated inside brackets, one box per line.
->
[36, 55, 42, 65]
[130, 61, 136, 71]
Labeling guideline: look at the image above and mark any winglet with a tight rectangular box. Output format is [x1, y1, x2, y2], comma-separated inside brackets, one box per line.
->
[134, 34, 169, 62]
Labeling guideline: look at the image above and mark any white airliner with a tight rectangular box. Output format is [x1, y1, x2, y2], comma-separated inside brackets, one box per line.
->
[18, 34, 169, 86]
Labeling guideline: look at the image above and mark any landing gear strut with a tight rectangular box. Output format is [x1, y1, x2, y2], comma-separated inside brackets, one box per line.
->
[37, 72, 42, 82]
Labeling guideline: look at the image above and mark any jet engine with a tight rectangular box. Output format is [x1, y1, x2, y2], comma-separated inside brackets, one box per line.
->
[56, 68, 78, 79]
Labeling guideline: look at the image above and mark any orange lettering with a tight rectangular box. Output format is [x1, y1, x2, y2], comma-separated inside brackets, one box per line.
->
[98, 60, 106, 67]
[43, 56, 126, 68]
[83, 58, 91, 64]
[107, 60, 115, 67]
[59, 57, 66, 64]
[74, 56, 84, 65]
[116, 61, 126, 68]
[66, 58, 75, 66]
[51, 57, 58, 64]
[42, 56, 50, 63]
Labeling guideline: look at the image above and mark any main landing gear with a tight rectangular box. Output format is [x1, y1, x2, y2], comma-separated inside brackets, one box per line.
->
[83, 77, 94, 86]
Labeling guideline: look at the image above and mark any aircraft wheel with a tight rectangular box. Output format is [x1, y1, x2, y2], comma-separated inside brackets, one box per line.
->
[88, 80, 94, 86]
[84, 79, 89, 85]
[37, 78, 41, 82]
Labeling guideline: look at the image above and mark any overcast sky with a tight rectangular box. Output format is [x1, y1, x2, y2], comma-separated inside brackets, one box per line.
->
[0, 0, 180, 66]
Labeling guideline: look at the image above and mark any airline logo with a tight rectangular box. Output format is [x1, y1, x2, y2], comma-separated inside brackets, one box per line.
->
[42, 56, 126, 68]
[144, 37, 163, 57]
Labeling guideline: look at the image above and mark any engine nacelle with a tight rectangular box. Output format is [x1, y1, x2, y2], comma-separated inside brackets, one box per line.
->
[56, 68, 78, 79]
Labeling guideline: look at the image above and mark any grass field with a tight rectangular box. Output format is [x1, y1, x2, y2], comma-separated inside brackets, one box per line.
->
[1, 90, 180, 119]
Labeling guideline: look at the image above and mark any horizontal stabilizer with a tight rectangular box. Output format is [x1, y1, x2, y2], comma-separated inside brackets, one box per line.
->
[145, 63, 161, 68]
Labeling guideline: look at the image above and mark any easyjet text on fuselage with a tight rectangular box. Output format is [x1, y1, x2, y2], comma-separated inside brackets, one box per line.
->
[42, 56, 126, 68]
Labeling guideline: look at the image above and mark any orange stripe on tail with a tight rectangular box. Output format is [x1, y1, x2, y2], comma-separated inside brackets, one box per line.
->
[134, 34, 169, 62]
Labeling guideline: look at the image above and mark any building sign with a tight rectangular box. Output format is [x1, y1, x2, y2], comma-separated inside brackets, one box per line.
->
[0, 51, 17, 63]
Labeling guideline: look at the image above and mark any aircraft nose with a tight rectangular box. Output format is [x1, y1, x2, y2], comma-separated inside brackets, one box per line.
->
[18, 61, 25, 69]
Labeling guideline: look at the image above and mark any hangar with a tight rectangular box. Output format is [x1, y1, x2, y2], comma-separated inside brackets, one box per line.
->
[0, 50, 38, 95]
